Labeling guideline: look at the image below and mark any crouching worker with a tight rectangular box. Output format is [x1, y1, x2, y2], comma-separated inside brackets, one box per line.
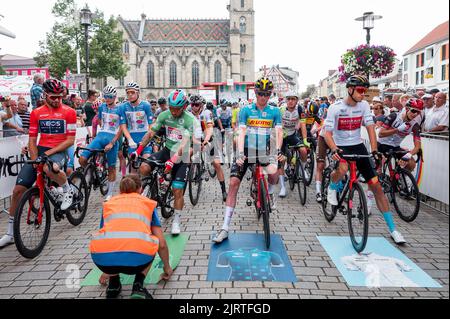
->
[90, 175, 173, 299]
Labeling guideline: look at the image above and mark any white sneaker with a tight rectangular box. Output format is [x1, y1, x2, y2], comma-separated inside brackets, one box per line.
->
[391, 230, 406, 245]
[0, 234, 14, 248]
[212, 229, 229, 243]
[171, 221, 181, 235]
[60, 187, 74, 211]
[327, 187, 338, 206]
[269, 194, 276, 209]
[279, 187, 287, 198]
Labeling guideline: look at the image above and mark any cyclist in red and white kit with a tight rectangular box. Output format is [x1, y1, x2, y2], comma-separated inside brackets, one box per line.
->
[0, 79, 77, 248]
[324, 75, 406, 245]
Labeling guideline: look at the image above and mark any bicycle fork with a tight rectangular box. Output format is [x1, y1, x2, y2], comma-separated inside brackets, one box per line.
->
[348, 162, 357, 210]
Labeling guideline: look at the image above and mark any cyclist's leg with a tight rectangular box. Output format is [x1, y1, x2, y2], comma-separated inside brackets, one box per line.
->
[171, 162, 189, 234]
[222, 158, 248, 227]
[106, 141, 120, 198]
[117, 135, 127, 176]
[315, 135, 328, 197]
[139, 144, 154, 177]
[278, 137, 289, 197]
[66, 145, 75, 176]
[210, 144, 227, 199]
[79, 136, 104, 167]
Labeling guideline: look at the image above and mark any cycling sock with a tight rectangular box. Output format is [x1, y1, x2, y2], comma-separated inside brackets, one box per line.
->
[316, 181, 322, 194]
[62, 181, 71, 192]
[107, 182, 115, 196]
[7, 217, 14, 237]
[134, 273, 146, 286]
[220, 181, 226, 193]
[108, 275, 121, 289]
[383, 212, 396, 233]
[279, 175, 285, 189]
[121, 164, 127, 176]
[173, 211, 181, 224]
[222, 206, 234, 231]
[268, 183, 275, 195]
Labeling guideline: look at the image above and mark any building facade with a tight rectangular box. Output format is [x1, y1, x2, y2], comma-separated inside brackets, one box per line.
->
[107, 0, 255, 99]
[402, 20, 449, 93]
[255, 65, 300, 97]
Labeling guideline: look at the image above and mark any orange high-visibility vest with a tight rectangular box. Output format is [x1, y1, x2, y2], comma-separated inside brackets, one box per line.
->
[90, 193, 159, 266]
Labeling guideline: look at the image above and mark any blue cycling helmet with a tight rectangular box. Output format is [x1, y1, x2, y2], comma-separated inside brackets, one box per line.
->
[168, 89, 188, 108]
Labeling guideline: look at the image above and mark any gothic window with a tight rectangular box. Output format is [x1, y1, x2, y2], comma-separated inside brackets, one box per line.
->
[240, 16, 246, 33]
[192, 61, 200, 87]
[123, 40, 129, 54]
[214, 61, 222, 83]
[241, 0, 245, 8]
[240, 44, 246, 54]
[119, 77, 125, 87]
[170, 61, 177, 87]
[147, 61, 155, 87]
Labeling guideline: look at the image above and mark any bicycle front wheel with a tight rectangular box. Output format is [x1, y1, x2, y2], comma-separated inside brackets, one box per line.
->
[321, 169, 337, 222]
[295, 152, 307, 206]
[13, 187, 51, 259]
[161, 187, 175, 219]
[66, 171, 89, 226]
[188, 163, 202, 206]
[392, 168, 420, 222]
[304, 149, 315, 186]
[259, 180, 271, 249]
[347, 182, 369, 253]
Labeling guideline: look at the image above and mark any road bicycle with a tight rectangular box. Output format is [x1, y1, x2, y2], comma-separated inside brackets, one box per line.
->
[13, 157, 88, 259]
[285, 144, 307, 206]
[188, 148, 210, 206]
[321, 154, 371, 253]
[76, 147, 109, 197]
[303, 136, 316, 187]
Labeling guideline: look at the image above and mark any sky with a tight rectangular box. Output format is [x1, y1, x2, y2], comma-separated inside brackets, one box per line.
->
[0, 0, 449, 92]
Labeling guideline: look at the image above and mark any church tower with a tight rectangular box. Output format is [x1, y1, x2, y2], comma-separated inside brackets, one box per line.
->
[228, 0, 255, 82]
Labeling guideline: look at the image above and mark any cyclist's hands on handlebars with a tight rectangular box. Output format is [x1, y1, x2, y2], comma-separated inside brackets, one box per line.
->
[33, 155, 48, 168]
[236, 152, 246, 167]
[104, 143, 114, 153]
[371, 150, 383, 166]
[277, 150, 286, 163]
[331, 148, 343, 162]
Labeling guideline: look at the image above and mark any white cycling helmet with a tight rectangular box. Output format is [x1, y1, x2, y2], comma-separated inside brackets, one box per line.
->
[285, 91, 299, 99]
[125, 82, 140, 92]
[103, 85, 117, 96]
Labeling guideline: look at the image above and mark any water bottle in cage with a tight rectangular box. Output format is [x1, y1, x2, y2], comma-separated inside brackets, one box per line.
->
[158, 172, 171, 195]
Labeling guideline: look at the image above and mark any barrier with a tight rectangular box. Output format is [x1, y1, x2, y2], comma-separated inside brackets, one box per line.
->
[0, 127, 90, 200]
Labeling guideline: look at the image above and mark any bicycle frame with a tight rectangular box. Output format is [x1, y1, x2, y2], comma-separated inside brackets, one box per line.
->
[334, 160, 359, 210]
[252, 163, 269, 211]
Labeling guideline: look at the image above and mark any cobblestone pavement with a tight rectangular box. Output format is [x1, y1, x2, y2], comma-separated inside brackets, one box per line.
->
[0, 168, 448, 299]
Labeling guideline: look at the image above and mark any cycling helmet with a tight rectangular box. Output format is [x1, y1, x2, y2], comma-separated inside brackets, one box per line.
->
[206, 102, 214, 110]
[43, 79, 65, 95]
[158, 97, 167, 105]
[346, 75, 370, 88]
[285, 91, 299, 99]
[102, 85, 117, 96]
[220, 98, 228, 106]
[125, 82, 140, 92]
[255, 77, 274, 92]
[189, 94, 203, 105]
[149, 99, 157, 105]
[406, 98, 424, 111]
[168, 89, 188, 108]
[308, 101, 320, 115]
[201, 96, 207, 105]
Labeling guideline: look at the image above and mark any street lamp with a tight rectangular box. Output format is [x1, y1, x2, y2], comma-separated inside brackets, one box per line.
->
[355, 12, 383, 45]
[80, 5, 92, 96]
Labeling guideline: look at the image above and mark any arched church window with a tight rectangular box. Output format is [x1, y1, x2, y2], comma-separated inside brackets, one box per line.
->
[214, 61, 222, 83]
[192, 61, 200, 87]
[241, 0, 245, 8]
[240, 17, 246, 33]
[123, 40, 129, 54]
[147, 61, 155, 87]
[170, 61, 177, 87]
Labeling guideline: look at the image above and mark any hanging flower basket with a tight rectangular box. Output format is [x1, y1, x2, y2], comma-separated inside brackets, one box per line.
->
[338, 44, 396, 83]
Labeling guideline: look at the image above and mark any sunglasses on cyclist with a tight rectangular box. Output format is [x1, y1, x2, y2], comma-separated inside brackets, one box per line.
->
[47, 95, 63, 101]
[256, 92, 271, 97]
[355, 87, 368, 94]
[103, 94, 116, 100]
[191, 103, 201, 107]
[409, 109, 420, 114]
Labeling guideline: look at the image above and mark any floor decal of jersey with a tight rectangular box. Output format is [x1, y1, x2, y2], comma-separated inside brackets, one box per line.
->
[317, 236, 442, 288]
[81, 234, 188, 286]
[207, 233, 297, 282]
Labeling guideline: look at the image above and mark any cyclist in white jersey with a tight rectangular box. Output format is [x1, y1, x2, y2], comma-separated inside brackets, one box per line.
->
[324, 75, 406, 245]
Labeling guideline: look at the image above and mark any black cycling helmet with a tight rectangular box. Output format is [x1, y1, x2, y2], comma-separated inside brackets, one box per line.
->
[158, 97, 167, 105]
[308, 101, 320, 116]
[255, 77, 274, 92]
[43, 79, 65, 95]
[190, 94, 203, 105]
[149, 99, 157, 105]
[206, 102, 214, 110]
[346, 75, 370, 88]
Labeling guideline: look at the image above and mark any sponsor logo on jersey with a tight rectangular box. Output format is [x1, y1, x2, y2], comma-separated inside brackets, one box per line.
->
[38, 119, 66, 134]
[337, 117, 363, 131]
[247, 119, 273, 128]
[167, 127, 183, 141]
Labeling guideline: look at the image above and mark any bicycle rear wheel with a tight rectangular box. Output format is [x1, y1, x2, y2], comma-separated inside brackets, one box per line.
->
[347, 182, 369, 253]
[161, 187, 175, 219]
[13, 187, 51, 259]
[391, 168, 420, 222]
[66, 171, 89, 226]
[321, 168, 337, 222]
[295, 152, 307, 206]
[188, 163, 202, 206]
[259, 180, 271, 249]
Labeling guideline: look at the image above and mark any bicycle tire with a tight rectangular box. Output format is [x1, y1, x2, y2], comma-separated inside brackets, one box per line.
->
[287, 152, 296, 191]
[347, 182, 369, 253]
[321, 168, 337, 222]
[84, 164, 95, 195]
[161, 187, 175, 219]
[207, 162, 217, 179]
[391, 168, 420, 222]
[304, 149, 315, 186]
[188, 163, 202, 206]
[66, 171, 89, 226]
[259, 180, 271, 249]
[13, 187, 51, 259]
[295, 151, 307, 206]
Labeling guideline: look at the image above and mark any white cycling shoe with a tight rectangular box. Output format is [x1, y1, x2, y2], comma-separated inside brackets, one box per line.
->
[0, 234, 14, 248]
[327, 187, 338, 206]
[171, 221, 181, 235]
[60, 188, 74, 211]
[212, 229, 229, 244]
[391, 230, 406, 245]
[279, 187, 287, 198]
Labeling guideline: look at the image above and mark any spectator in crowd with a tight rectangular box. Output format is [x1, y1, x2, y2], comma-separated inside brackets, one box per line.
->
[423, 92, 449, 133]
[416, 90, 426, 99]
[82, 89, 99, 127]
[371, 99, 386, 127]
[428, 88, 440, 99]
[399, 94, 411, 111]
[17, 98, 30, 132]
[3, 100, 25, 137]
[0, 96, 13, 138]
[383, 94, 393, 112]
[391, 94, 402, 113]
[30, 73, 45, 109]
[329, 94, 336, 105]
[91, 175, 173, 299]
[422, 94, 435, 117]
[62, 86, 71, 107]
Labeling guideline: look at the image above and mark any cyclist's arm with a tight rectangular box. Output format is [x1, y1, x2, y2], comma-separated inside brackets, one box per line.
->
[366, 125, 378, 152]
[46, 136, 75, 157]
[276, 126, 283, 151]
[324, 130, 338, 152]
[300, 120, 307, 140]
[110, 126, 123, 145]
[204, 123, 214, 144]
[28, 137, 39, 161]
[378, 114, 398, 138]
[237, 126, 246, 154]
[323, 107, 338, 151]
[139, 128, 156, 148]
[120, 124, 133, 143]
[409, 124, 422, 156]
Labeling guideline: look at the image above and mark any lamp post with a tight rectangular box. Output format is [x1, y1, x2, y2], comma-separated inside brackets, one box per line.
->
[80, 5, 92, 96]
[355, 12, 383, 46]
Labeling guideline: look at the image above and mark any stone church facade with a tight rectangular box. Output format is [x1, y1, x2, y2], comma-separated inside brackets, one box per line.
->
[108, 0, 255, 100]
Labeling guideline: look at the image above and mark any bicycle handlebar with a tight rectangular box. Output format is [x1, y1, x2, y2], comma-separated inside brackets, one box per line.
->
[75, 147, 105, 158]
[132, 156, 165, 170]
